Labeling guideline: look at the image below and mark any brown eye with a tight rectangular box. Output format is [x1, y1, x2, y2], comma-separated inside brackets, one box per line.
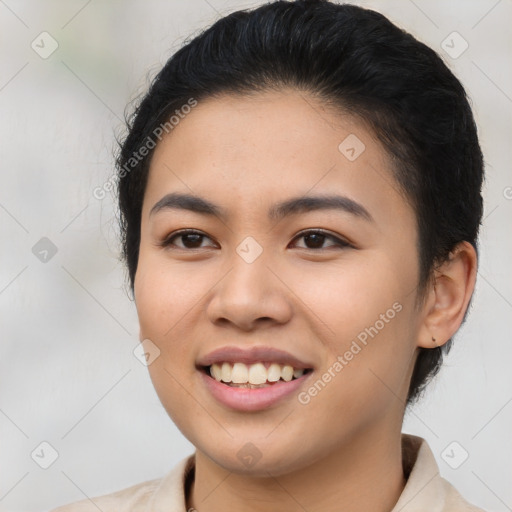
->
[161, 230, 216, 249]
[291, 229, 351, 250]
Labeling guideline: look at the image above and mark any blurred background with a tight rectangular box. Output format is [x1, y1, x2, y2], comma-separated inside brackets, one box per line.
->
[0, 1, 511, 510]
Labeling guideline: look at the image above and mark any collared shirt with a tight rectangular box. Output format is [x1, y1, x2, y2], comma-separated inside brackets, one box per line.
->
[51, 434, 485, 511]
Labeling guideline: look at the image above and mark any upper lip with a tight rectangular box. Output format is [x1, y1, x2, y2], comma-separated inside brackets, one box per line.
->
[196, 346, 314, 369]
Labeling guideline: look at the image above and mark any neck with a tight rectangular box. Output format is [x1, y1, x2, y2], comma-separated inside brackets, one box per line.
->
[187, 426, 406, 512]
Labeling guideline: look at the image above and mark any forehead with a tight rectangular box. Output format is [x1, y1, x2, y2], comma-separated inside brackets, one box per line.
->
[144, 90, 414, 229]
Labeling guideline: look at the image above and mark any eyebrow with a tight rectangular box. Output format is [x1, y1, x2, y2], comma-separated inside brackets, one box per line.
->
[149, 192, 373, 223]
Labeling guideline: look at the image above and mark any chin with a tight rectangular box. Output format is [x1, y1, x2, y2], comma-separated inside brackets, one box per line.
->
[195, 433, 318, 477]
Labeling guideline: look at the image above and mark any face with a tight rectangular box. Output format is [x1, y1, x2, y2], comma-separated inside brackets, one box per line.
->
[134, 90, 423, 476]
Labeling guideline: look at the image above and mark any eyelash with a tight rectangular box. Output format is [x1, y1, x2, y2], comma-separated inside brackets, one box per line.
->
[160, 229, 352, 251]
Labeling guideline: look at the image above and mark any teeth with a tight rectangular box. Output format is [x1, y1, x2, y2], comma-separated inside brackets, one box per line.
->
[267, 363, 281, 382]
[293, 368, 304, 379]
[231, 362, 249, 383]
[209, 362, 308, 385]
[221, 362, 232, 382]
[281, 365, 294, 382]
[248, 362, 267, 385]
[210, 363, 222, 381]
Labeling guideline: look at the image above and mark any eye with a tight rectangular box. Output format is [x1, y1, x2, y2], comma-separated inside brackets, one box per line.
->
[161, 229, 217, 249]
[289, 229, 352, 250]
[160, 228, 352, 251]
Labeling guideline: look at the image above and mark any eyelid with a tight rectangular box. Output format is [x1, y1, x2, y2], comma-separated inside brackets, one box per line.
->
[160, 229, 217, 249]
[160, 228, 353, 250]
[290, 228, 353, 249]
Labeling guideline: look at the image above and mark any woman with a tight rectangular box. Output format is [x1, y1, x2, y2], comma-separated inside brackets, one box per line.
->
[53, 1, 485, 510]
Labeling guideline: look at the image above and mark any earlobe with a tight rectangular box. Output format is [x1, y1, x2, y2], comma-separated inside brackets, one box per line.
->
[417, 241, 477, 349]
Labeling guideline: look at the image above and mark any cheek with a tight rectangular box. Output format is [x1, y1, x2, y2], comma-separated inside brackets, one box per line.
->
[134, 252, 214, 394]
[297, 313, 415, 439]
[291, 254, 408, 342]
[134, 251, 208, 339]
[292, 256, 416, 407]
[134, 258, 200, 427]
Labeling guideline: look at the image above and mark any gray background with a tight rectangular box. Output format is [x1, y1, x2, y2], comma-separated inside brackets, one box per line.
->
[1, 1, 511, 510]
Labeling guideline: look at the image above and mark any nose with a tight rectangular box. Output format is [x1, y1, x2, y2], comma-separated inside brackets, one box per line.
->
[206, 249, 293, 332]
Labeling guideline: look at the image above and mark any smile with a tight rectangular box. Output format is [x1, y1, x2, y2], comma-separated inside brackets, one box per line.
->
[208, 362, 310, 388]
[196, 345, 315, 410]
[199, 364, 313, 411]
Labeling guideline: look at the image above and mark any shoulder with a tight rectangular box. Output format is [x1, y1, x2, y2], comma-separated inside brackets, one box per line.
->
[49, 477, 162, 512]
[440, 477, 488, 512]
[397, 434, 487, 512]
[49, 453, 195, 512]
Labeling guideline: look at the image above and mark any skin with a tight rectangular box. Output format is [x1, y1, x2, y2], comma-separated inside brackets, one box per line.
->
[134, 89, 477, 512]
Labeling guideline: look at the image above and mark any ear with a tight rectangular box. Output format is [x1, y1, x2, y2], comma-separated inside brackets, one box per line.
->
[417, 241, 477, 349]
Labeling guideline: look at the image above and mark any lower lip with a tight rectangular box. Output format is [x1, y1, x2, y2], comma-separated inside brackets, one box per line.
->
[199, 370, 312, 411]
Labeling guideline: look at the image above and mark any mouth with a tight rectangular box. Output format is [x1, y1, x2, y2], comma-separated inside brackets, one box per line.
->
[196, 346, 315, 410]
[200, 362, 314, 389]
